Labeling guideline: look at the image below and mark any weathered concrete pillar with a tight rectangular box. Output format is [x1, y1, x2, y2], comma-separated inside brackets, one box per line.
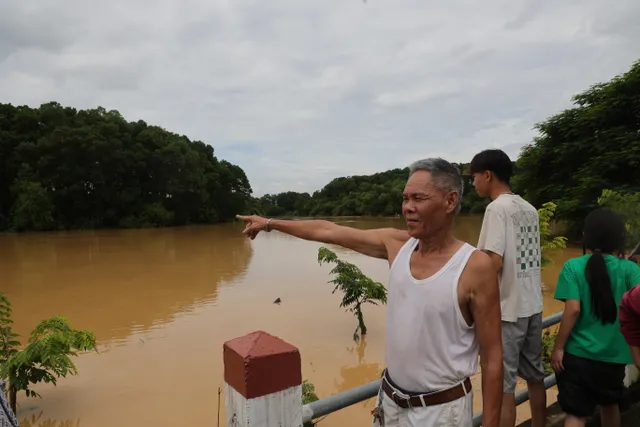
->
[224, 330, 303, 427]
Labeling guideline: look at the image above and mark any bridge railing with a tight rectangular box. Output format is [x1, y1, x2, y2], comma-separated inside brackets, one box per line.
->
[301, 311, 563, 426]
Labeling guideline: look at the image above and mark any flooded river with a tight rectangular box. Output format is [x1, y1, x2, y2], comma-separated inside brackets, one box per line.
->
[0, 215, 580, 427]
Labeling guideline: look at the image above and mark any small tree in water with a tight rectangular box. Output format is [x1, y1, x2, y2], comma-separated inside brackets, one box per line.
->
[317, 247, 387, 341]
[0, 292, 98, 414]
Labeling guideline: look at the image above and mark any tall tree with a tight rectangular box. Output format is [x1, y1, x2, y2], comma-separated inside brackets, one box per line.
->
[512, 59, 640, 236]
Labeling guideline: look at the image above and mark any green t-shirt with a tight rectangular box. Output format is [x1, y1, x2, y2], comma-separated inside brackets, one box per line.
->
[554, 254, 640, 365]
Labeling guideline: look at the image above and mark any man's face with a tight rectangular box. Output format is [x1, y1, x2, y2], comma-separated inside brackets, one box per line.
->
[472, 171, 490, 197]
[401, 170, 458, 239]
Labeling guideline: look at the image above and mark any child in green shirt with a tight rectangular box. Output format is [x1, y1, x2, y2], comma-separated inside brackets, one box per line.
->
[552, 207, 640, 427]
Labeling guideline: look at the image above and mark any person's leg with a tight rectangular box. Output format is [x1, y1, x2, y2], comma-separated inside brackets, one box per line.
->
[517, 313, 547, 427]
[563, 415, 587, 427]
[555, 353, 597, 427]
[599, 404, 621, 427]
[593, 361, 626, 427]
[500, 319, 526, 427]
[526, 380, 546, 427]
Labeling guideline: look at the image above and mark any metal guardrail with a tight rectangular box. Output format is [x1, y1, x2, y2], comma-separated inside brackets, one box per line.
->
[302, 311, 564, 425]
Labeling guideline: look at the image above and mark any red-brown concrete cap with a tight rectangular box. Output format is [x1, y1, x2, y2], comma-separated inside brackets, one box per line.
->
[223, 330, 302, 399]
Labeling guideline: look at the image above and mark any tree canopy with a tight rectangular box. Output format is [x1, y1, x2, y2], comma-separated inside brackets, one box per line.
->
[0, 102, 252, 231]
[512, 59, 640, 236]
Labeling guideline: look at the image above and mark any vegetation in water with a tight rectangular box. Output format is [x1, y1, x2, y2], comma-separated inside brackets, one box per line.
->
[317, 247, 387, 341]
[0, 102, 252, 232]
[0, 292, 97, 414]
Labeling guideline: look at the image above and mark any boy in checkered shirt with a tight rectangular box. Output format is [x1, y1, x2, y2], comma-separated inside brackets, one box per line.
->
[469, 149, 546, 427]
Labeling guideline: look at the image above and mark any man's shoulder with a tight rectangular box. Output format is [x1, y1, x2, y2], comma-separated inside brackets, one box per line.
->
[462, 249, 495, 280]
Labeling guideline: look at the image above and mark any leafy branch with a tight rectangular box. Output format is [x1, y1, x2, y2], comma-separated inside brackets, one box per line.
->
[538, 202, 568, 268]
[317, 247, 387, 341]
[0, 292, 98, 414]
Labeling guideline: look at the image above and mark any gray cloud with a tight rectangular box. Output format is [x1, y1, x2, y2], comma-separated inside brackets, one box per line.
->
[1, 0, 639, 196]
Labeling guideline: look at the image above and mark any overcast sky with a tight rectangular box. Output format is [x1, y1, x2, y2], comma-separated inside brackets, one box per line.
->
[1, 1, 639, 196]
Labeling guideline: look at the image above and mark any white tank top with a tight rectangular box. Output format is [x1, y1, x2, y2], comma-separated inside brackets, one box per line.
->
[385, 238, 479, 392]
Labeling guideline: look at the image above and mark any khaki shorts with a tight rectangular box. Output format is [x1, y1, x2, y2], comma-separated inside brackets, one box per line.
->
[502, 313, 546, 393]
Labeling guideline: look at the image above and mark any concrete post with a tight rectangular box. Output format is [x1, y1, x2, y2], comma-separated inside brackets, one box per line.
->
[224, 330, 303, 427]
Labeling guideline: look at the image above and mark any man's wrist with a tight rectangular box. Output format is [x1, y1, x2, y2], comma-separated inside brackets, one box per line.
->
[264, 218, 274, 232]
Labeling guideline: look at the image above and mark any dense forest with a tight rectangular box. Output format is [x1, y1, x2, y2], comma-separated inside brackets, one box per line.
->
[0, 102, 252, 231]
[254, 59, 640, 239]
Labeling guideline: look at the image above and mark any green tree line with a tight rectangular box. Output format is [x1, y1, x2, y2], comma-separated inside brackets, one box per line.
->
[0, 102, 253, 231]
[251, 165, 492, 218]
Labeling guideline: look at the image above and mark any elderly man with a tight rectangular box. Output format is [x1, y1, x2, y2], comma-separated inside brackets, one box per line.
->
[620, 284, 640, 368]
[236, 158, 503, 427]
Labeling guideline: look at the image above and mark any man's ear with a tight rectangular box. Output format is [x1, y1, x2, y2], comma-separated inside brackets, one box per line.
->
[445, 191, 459, 214]
[484, 170, 492, 182]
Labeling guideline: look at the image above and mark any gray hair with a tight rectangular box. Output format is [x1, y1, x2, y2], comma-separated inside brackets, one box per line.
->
[408, 158, 464, 215]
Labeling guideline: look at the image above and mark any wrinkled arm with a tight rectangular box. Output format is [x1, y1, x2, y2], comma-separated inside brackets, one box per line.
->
[467, 251, 503, 427]
[269, 219, 409, 260]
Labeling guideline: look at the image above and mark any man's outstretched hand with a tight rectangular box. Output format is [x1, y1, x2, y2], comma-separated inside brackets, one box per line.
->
[236, 214, 270, 240]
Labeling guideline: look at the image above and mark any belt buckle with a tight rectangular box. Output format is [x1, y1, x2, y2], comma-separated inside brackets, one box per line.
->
[391, 390, 412, 409]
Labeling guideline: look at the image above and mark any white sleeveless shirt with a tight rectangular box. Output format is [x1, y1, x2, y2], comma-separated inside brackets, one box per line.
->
[385, 238, 479, 392]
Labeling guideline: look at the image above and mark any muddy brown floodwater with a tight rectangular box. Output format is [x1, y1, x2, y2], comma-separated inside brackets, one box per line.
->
[0, 215, 580, 427]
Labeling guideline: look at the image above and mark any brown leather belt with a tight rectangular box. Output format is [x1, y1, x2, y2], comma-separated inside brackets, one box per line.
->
[381, 376, 472, 408]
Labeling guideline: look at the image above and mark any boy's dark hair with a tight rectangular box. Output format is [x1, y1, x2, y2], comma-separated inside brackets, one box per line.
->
[583, 207, 627, 325]
[468, 149, 513, 184]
